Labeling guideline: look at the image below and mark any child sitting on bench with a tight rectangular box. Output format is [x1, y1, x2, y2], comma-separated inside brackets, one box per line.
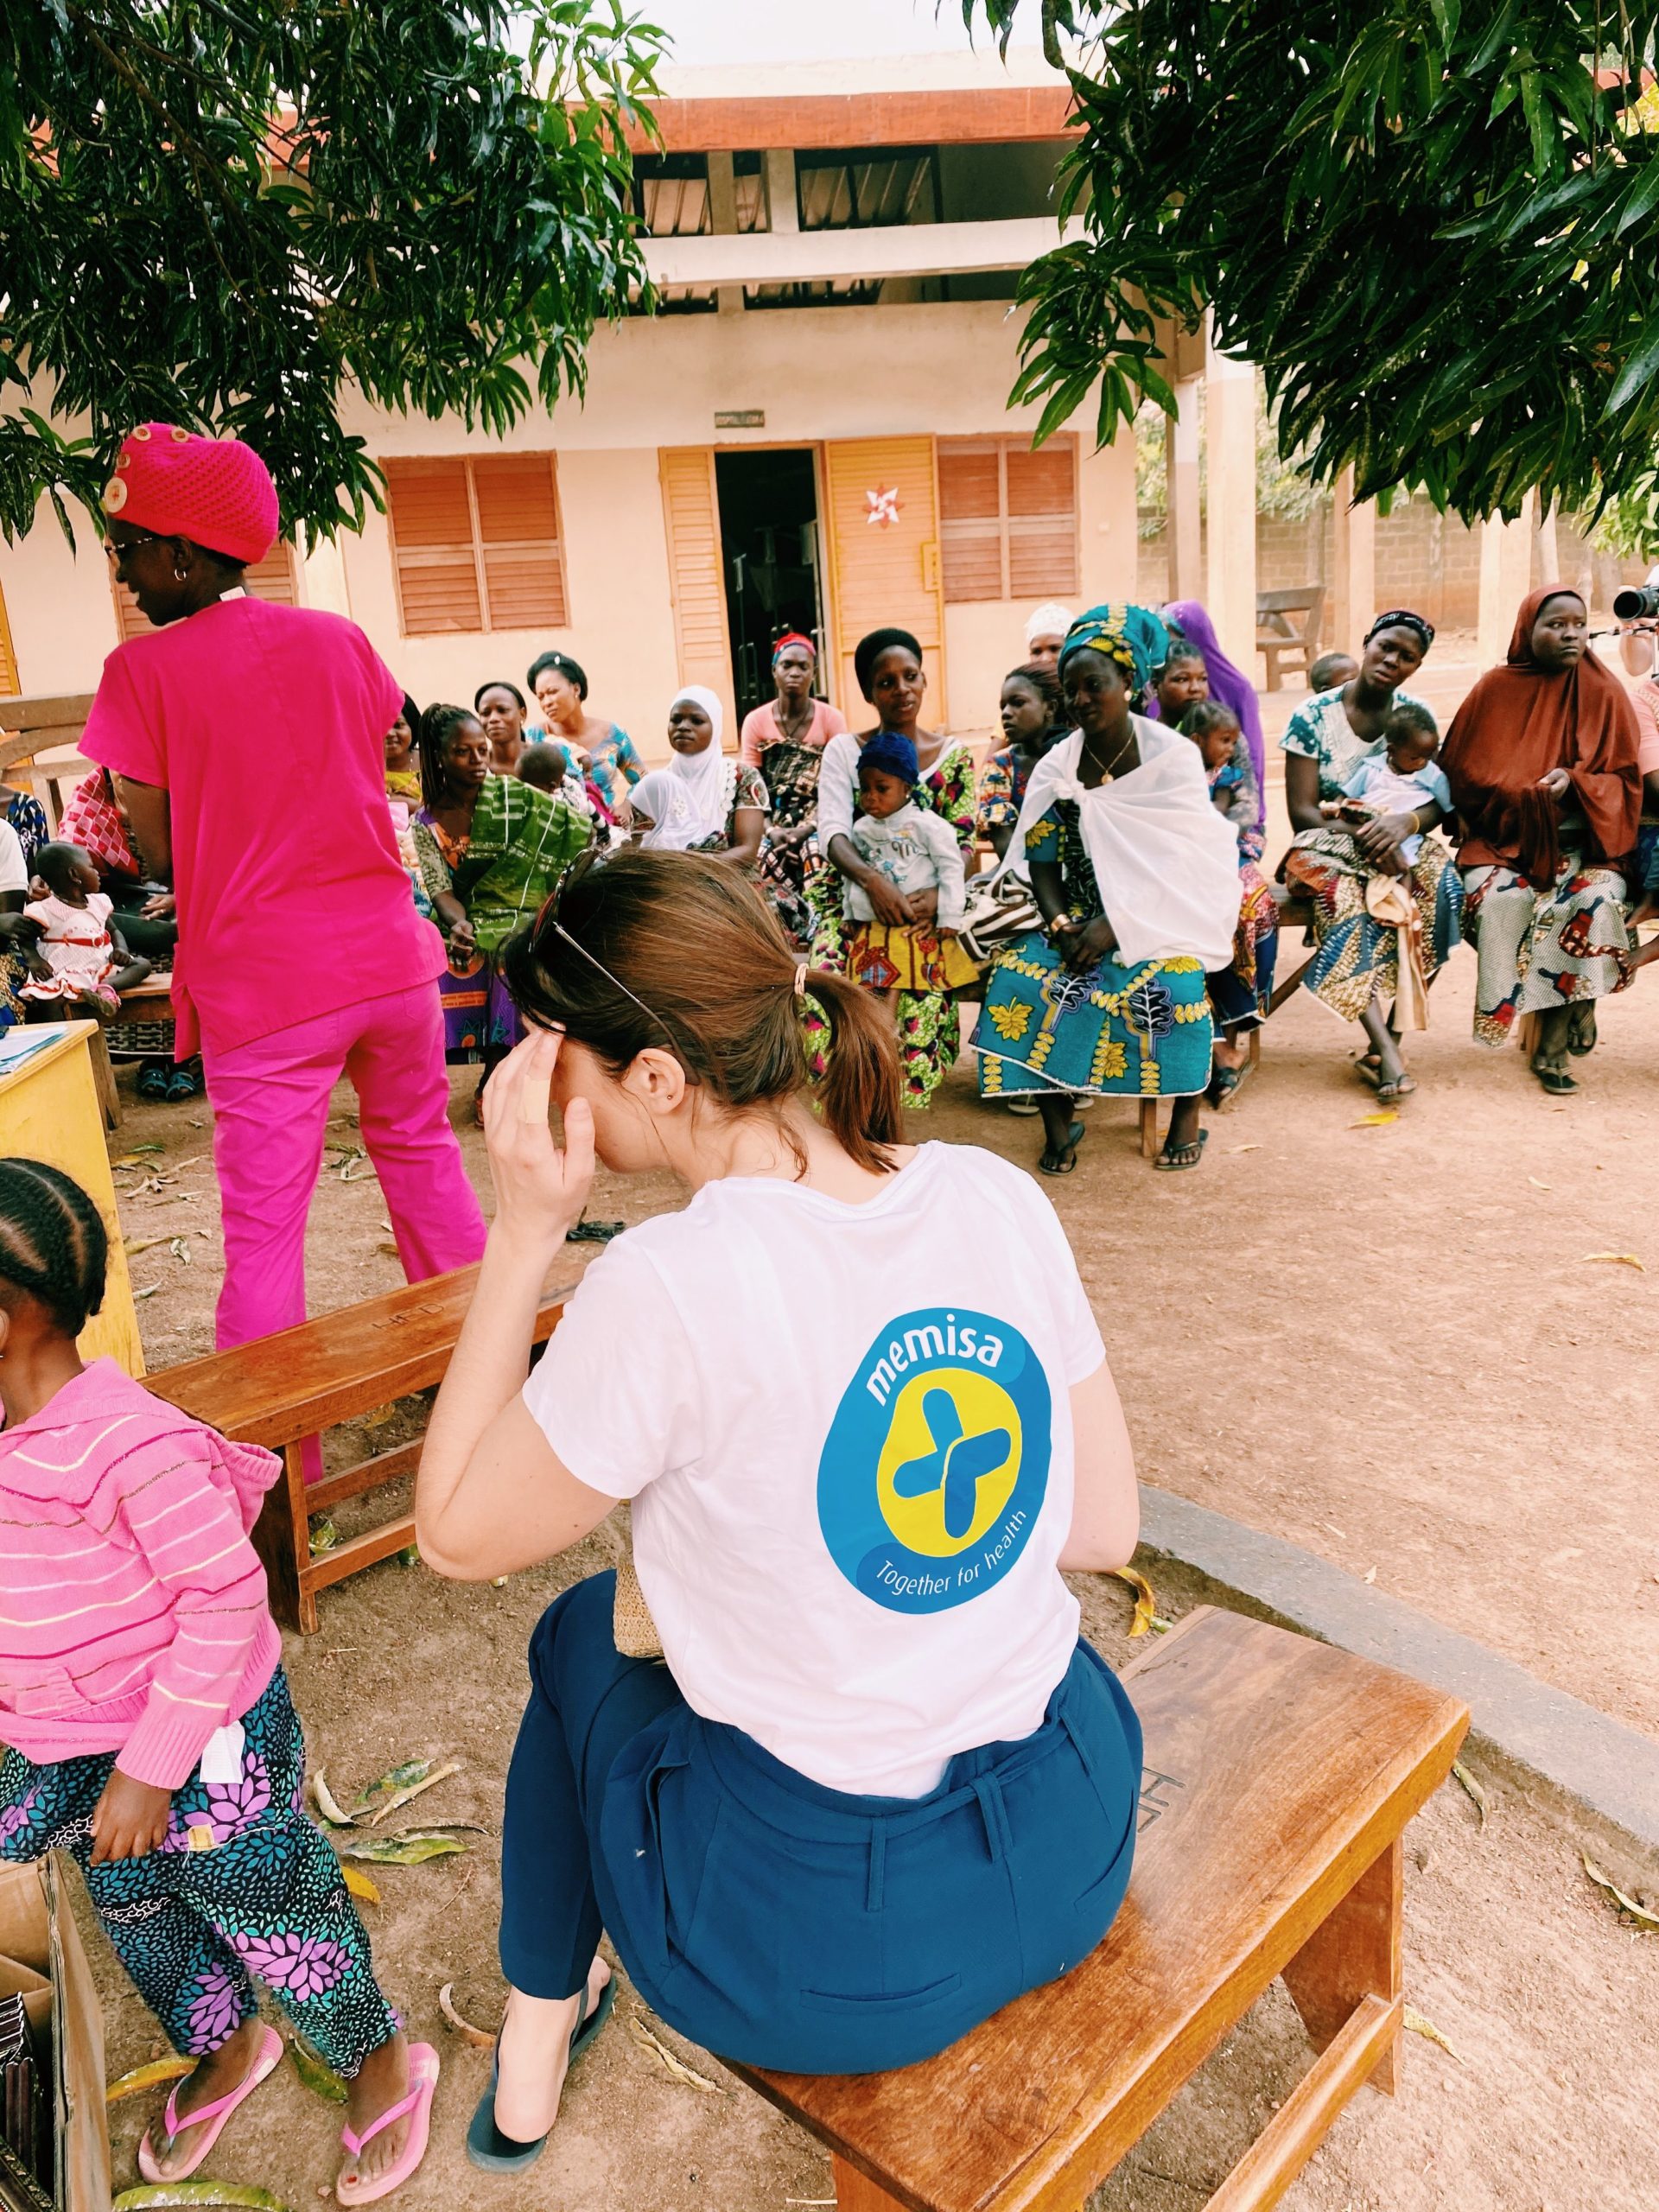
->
[21, 842, 149, 1021]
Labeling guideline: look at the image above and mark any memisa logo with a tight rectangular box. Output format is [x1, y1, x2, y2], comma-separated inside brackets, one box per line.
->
[864, 1313, 1007, 1408]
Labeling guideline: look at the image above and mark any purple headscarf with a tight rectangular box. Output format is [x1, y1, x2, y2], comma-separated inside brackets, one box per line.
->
[1147, 601, 1266, 830]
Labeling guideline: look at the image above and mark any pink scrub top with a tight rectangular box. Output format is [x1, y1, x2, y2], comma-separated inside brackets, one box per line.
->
[81, 595, 445, 1058]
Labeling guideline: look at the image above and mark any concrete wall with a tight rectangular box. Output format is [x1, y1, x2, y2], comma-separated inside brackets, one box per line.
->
[0, 503, 119, 698]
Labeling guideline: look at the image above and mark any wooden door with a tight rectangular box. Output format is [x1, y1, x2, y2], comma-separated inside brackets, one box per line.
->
[658, 447, 736, 741]
[822, 436, 945, 725]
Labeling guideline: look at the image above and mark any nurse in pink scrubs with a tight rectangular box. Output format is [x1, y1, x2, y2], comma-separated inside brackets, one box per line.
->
[86, 424, 486, 1391]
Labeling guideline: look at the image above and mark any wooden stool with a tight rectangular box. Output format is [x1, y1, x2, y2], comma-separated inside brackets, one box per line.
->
[148, 1262, 570, 1632]
[734, 1607, 1468, 2212]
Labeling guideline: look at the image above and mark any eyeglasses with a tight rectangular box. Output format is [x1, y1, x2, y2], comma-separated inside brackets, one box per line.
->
[531, 847, 679, 1051]
[103, 531, 164, 565]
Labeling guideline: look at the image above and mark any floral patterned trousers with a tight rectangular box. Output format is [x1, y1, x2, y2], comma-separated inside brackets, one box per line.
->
[0, 1670, 397, 2075]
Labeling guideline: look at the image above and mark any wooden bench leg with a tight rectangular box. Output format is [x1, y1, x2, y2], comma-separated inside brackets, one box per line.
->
[1139, 1097, 1162, 1160]
[833, 2152, 906, 2209]
[1204, 1993, 1402, 2212]
[251, 1441, 320, 1635]
[1281, 1836, 1403, 2094]
[87, 1024, 120, 1133]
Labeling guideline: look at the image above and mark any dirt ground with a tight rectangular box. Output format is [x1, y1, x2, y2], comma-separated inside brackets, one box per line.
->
[85, 642, 1659, 2208]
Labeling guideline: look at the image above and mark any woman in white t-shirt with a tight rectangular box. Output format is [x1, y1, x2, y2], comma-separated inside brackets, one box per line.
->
[416, 849, 1142, 2175]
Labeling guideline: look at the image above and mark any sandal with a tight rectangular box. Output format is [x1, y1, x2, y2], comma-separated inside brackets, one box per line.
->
[566, 1219, 624, 1244]
[1567, 1002, 1598, 1057]
[164, 1065, 200, 1102]
[1154, 1128, 1209, 1172]
[1535, 1063, 1578, 1095]
[1206, 1059, 1251, 1108]
[1373, 1072, 1417, 1103]
[467, 1977, 614, 2174]
[137, 2024, 283, 2183]
[1038, 1120, 1085, 1176]
[337, 2042, 440, 2206]
[137, 1063, 170, 1102]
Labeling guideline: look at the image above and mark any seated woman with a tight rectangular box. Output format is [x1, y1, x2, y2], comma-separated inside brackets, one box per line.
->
[812, 629, 980, 1109]
[738, 632, 846, 943]
[1023, 601, 1076, 671]
[973, 607, 1242, 1175]
[977, 661, 1070, 864]
[385, 696, 423, 804]
[1280, 611, 1463, 1103]
[58, 765, 192, 1100]
[414, 850, 1142, 2164]
[1440, 588, 1640, 1090]
[528, 652, 643, 822]
[1179, 700, 1277, 1102]
[630, 688, 767, 867]
[412, 704, 593, 1103]
[1148, 640, 1211, 728]
[475, 681, 531, 777]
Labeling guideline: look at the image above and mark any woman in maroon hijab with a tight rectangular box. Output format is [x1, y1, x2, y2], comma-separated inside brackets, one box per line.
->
[1440, 588, 1640, 1091]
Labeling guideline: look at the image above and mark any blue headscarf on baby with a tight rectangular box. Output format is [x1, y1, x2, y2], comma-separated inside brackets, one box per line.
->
[858, 731, 919, 785]
[1058, 605, 1172, 701]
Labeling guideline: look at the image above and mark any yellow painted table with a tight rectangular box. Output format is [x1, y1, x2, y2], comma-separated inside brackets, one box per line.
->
[0, 1021, 144, 1375]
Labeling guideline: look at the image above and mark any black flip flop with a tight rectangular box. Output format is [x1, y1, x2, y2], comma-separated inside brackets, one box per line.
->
[1535, 1064, 1578, 1095]
[566, 1219, 625, 1244]
[466, 1975, 615, 2174]
[1154, 1128, 1209, 1172]
[1038, 1119, 1085, 1176]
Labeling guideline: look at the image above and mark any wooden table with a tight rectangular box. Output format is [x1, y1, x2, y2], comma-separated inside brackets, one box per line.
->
[0, 1021, 143, 1376]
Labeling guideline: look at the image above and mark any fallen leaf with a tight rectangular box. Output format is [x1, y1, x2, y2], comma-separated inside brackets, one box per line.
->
[354, 1756, 461, 1826]
[106, 2056, 193, 2105]
[360, 1402, 400, 1431]
[1582, 1851, 1659, 1931]
[1351, 1111, 1398, 1127]
[1363, 1566, 1377, 1584]
[377, 1241, 399, 1256]
[112, 2188, 296, 2210]
[1230, 1143, 1261, 1153]
[122, 1235, 169, 1257]
[438, 1981, 496, 2050]
[1528, 1177, 1552, 1191]
[627, 2012, 724, 2094]
[1404, 2006, 1464, 2063]
[1108, 1564, 1160, 1637]
[312, 1772, 353, 1827]
[339, 1830, 468, 1866]
[135, 1284, 159, 1300]
[168, 1236, 191, 1267]
[1580, 1252, 1644, 1271]
[1451, 1760, 1487, 1828]
[340, 1863, 381, 1905]
[288, 2038, 348, 2106]
[397, 1544, 421, 1567]
[308, 1517, 340, 1558]
[130, 1142, 165, 1155]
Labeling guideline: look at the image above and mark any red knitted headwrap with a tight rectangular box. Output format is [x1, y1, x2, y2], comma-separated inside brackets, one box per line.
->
[102, 423, 279, 566]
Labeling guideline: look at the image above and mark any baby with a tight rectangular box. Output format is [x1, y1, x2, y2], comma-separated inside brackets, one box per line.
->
[1322, 702, 1451, 864]
[518, 741, 594, 817]
[1179, 699, 1262, 861]
[842, 733, 975, 1007]
[21, 843, 149, 1020]
[1308, 650, 1360, 693]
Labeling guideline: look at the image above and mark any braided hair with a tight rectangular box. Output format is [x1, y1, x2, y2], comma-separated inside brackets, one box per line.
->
[0, 1160, 108, 1338]
[418, 702, 482, 812]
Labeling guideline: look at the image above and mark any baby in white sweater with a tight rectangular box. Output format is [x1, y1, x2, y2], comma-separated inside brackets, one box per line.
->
[842, 732, 977, 1008]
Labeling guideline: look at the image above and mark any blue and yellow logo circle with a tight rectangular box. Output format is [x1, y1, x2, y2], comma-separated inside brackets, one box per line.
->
[817, 1306, 1051, 1612]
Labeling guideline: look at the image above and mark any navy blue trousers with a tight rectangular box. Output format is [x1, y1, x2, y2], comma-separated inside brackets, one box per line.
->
[499, 1573, 1142, 2075]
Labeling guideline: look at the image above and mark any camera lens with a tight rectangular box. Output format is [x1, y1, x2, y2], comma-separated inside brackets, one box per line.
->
[1613, 584, 1659, 620]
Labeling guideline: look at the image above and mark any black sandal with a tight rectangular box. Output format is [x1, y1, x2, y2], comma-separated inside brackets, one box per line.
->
[1038, 1120, 1085, 1175]
[1154, 1128, 1209, 1172]
[1535, 1062, 1578, 1095]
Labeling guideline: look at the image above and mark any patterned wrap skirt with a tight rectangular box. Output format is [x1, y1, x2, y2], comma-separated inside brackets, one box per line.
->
[973, 932, 1213, 1099]
[846, 922, 981, 995]
[1281, 830, 1463, 1025]
[1207, 861, 1279, 1031]
[1459, 858, 1631, 1046]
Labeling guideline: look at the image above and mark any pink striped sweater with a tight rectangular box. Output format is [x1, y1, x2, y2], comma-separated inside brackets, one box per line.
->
[0, 1358, 282, 1789]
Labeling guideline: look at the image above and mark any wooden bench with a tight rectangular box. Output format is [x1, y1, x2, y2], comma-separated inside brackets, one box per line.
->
[148, 1262, 571, 1633]
[736, 1606, 1467, 2212]
[1255, 588, 1324, 692]
[0, 692, 96, 830]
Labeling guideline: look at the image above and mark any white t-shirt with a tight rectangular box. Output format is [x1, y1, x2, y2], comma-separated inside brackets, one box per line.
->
[523, 1142, 1105, 1797]
[0, 820, 26, 899]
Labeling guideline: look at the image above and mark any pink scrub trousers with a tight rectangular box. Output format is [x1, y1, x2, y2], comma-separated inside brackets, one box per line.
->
[201, 982, 486, 1474]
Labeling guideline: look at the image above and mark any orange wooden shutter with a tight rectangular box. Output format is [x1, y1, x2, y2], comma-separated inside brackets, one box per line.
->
[111, 542, 299, 643]
[938, 439, 1006, 601]
[472, 454, 568, 631]
[822, 436, 945, 719]
[384, 458, 482, 636]
[658, 448, 735, 739]
[0, 581, 17, 696]
[1006, 438, 1079, 600]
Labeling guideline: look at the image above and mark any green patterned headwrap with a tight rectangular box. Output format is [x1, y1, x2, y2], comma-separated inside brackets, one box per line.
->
[1058, 604, 1172, 697]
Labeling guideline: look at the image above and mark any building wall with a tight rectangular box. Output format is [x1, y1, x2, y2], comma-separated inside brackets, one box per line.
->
[0, 504, 119, 699]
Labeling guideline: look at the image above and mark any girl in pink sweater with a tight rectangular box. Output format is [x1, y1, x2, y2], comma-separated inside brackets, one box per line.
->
[0, 1160, 435, 2203]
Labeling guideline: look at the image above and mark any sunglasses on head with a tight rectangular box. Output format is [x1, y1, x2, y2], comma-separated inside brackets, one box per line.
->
[531, 849, 677, 1050]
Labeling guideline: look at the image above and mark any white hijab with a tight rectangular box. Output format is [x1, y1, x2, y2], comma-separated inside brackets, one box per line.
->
[999, 716, 1243, 970]
[634, 686, 737, 851]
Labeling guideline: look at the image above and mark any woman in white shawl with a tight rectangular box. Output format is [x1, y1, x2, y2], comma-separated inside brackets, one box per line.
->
[972, 607, 1243, 1173]
[629, 688, 768, 869]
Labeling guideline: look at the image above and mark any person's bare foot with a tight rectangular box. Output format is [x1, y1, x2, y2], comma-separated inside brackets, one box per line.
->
[145, 2018, 268, 2180]
[336, 2031, 410, 2196]
[492, 1956, 612, 2144]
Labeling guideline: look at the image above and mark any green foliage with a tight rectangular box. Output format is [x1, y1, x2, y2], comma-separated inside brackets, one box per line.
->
[0, 2, 664, 542]
[1587, 481, 1659, 560]
[967, 1, 1659, 524]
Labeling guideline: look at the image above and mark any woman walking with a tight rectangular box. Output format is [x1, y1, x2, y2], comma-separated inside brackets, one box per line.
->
[1440, 588, 1640, 1089]
[88, 424, 486, 1421]
[415, 850, 1141, 2165]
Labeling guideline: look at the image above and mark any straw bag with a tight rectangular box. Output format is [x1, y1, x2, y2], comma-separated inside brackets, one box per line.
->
[612, 1548, 664, 1660]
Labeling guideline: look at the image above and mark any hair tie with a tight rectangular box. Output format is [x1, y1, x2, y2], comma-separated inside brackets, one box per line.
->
[793, 963, 809, 1001]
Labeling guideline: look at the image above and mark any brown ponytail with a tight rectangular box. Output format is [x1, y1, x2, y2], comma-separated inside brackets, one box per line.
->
[501, 849, 905, 1173]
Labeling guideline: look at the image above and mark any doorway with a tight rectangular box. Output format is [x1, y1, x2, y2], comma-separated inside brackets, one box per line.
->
[714, 448, 828, 721]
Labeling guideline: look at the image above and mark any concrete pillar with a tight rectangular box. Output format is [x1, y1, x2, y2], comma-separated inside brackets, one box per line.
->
[1204, 334, 1257, 676]
[298, 527, 352, 618]
[1477, 488, 1535, 668]
[1078, 431, 1141, 606]
[1330, 467, 1376, 657]
[763, 149, 798, 234]
[1164, 378, 1203, 604]
[1537, 506, 1560, 590]
[705, 153, 744, 315]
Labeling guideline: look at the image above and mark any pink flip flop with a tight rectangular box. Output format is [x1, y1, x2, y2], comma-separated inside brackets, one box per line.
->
[137, 2022, 283, 2183]
[335, 2042, 439, 2206]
